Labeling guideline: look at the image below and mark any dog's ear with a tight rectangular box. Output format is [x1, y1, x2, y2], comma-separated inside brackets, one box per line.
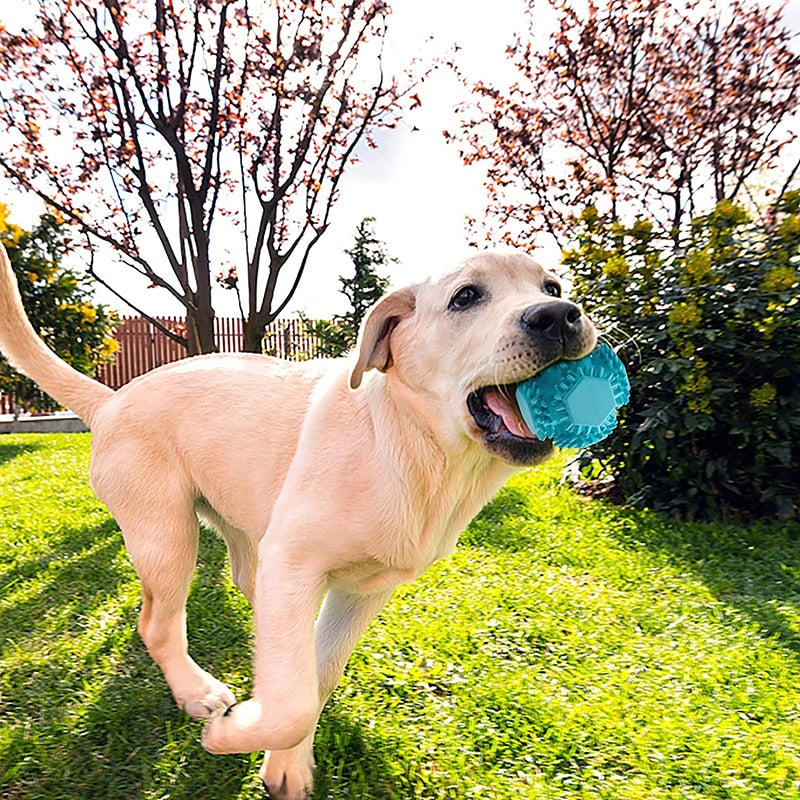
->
[350, 286, 417, 390]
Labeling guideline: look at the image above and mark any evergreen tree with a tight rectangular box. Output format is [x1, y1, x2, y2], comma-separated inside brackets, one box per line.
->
[304, 217, 394, 358]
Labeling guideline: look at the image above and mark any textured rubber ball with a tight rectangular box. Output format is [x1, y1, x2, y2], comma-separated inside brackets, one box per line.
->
[515, 344, 630, 449]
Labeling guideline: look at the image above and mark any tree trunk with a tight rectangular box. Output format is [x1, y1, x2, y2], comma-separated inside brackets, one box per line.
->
[243, 314, 269, 353]
[186, 306, 217, 356]
[185, 244, 218, 355]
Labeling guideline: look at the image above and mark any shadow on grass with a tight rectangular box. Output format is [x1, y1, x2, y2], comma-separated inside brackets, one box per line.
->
[461, 476, 800, 662]
[0, 520, 255, 799]
[0, 518, 126, 642]
[312, 710, 416, 800]
[608, 504, 800, 658]
[1, 520, 408, 799]
[0, 439, 43, 468]
[458, 484, 533, 550]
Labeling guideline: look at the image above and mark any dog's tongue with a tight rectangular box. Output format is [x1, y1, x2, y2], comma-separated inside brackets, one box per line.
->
[484, 388, 536, 438]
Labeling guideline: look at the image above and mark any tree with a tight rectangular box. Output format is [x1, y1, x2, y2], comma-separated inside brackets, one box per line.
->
[0, 205, 119, 413]
[302, 216, 392, 357]
[0, 0, 418, 355]
[448, 0, 800, 247]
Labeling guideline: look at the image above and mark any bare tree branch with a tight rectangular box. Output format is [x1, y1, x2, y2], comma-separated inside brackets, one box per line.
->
[0, 0, 420, 354]
[450, 0, 800, 246]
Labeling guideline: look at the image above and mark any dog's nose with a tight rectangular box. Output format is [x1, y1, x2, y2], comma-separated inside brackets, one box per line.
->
[520, 301, 584, 342]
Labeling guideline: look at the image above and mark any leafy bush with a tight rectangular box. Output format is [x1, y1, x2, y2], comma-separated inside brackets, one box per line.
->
[564, 197, 800, 520]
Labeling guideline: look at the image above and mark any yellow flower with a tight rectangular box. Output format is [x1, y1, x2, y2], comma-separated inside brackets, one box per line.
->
[668, 302, 702, 328]
[580, 206, 599, 226]
[684, 360, 711, 413]
[98, 337, 120, 359]
[682, 250, 713, 286]
[714, 199, 748, 225]
[560, 248, 580, 266]
[603, 254, 629, 278]
[687, 397, 710, 414]
[0, 205, 27, 247]
[630, 219, 653, 240]
[79, 303, 97, 324]
[760, 265, 797, 294]
[749, 383, 776, 409]
[778, 214, 800, 243]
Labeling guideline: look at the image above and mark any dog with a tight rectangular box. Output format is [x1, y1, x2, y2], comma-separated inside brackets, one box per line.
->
[0, 244, 596, 799]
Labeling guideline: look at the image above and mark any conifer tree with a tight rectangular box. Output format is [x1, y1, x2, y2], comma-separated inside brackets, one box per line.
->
[304, 217, 393, 358]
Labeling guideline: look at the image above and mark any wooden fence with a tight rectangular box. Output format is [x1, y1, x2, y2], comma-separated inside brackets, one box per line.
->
[1, 315, 322, 413]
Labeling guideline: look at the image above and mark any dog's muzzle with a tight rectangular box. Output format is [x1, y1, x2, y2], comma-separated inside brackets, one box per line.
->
[466, 299, 593, 465]
[521, 300, 587, 354]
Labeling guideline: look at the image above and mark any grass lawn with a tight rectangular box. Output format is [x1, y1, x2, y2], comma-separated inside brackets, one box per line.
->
[0, 433, 799, 799]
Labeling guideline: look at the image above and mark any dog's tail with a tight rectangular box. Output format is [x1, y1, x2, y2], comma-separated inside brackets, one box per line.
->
[0, 243, 114, 426]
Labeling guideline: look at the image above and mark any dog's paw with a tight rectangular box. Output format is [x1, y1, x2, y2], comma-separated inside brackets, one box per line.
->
[202, 698, 317, 755]
[173, 668, 236, 719]
[201, 699, 268, 754]
[201, 708, 230, 754]
[260, 739, 315, 800]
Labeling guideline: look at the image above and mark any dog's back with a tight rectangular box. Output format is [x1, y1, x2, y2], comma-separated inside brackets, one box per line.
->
[88, 352, 327, 540]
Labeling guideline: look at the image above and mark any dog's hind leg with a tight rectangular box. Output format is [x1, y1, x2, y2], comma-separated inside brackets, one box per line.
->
[111, 498, 236, 719]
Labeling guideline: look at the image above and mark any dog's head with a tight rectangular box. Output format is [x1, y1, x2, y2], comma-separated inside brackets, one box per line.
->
[350, 250, 597, 466]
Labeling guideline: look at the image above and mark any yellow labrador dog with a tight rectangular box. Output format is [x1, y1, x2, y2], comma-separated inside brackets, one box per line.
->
[0, 244, 596, 799]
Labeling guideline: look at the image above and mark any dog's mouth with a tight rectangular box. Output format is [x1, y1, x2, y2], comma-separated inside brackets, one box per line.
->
[468, 385, 535, 439]
[467, 384, 554, 466]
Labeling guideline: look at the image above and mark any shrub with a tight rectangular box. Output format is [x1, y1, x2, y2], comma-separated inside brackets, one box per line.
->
[564, 197, 800, 520]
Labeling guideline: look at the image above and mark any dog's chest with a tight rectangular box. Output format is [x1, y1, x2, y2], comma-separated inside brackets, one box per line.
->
[328, 558, 418, 595]
[324, 508, 465, 596]
[327, 466, 509, 596]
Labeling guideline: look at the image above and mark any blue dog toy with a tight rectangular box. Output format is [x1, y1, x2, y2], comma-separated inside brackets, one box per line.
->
[515, 344, 630, 448]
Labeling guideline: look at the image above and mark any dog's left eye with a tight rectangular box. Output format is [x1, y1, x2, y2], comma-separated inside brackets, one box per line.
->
[449, 285, 483, 311]
[544, 281, 562, 298]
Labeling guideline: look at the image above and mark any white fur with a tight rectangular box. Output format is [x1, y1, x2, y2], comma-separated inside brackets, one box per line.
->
[0, 245, 596, 799]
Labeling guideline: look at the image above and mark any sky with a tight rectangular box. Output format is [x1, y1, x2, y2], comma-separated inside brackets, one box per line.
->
[1, 0, 799, 320]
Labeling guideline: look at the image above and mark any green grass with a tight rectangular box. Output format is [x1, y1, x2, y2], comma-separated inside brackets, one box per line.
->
[1, 433, 799, 799]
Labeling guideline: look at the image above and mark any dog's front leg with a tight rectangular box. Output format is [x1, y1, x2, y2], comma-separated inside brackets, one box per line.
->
[202, 542, 327, 755]
[260, 587, 394, 800]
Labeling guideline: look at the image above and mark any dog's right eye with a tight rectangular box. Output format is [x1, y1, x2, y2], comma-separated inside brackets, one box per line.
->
[449, 285, 483, 311]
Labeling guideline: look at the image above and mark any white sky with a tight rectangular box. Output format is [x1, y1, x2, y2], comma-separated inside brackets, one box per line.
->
[1, 0, 799, 320]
